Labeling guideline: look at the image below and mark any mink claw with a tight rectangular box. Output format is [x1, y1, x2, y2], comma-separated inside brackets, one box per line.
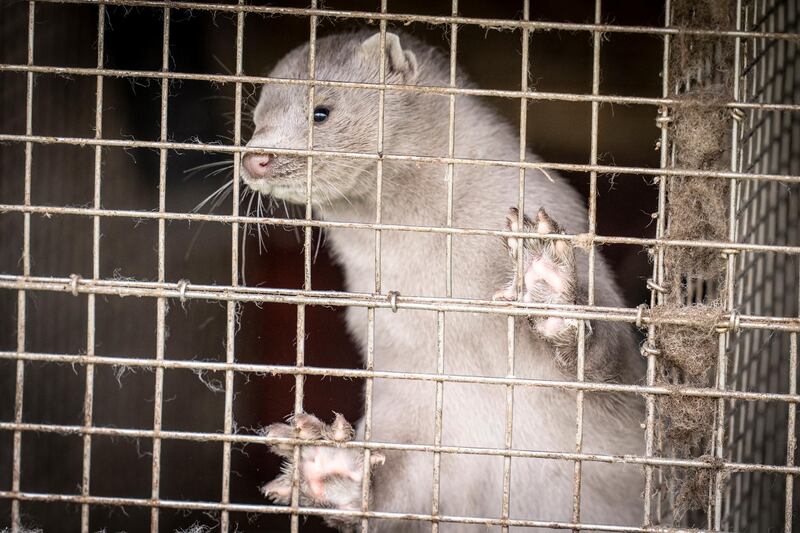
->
[263, 422, 295, 458]
[534, 207, 561, 235]
[290, 412, 325, 439]
[326, 411, 355, 442]
[369, 451, 386, 467]
[261, 474, 292, 503]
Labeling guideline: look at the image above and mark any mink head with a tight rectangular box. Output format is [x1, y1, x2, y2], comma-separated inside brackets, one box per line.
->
[242, 30, 448, 207]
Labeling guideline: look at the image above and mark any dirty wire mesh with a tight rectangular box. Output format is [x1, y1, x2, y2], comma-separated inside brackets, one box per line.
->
[0, 0, 798, 532]
[722, 1, 800, 531]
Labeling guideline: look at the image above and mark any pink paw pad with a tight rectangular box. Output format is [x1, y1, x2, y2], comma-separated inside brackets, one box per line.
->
[538, 316, 565, 337]
[261, 411, 386, 516]
[302, 450, 361, 500]
[525, 257, 564, 294]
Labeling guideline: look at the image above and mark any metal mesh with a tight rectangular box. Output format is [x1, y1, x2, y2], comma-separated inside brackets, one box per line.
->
[0, 0, 798, 532]
[723, 0, 800, 531]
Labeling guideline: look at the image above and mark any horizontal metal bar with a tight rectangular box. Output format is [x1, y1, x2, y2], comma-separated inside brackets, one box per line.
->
[0, 418, 798, 476]
[1, 63, 799, 113]
[28, 0, 800, 43]
[0, 489, 729, 533]
[2, 350, 799, 405]
[1, 134, 799, 184]
[1, 274, 798, 332]
[2, 203, 800, 256]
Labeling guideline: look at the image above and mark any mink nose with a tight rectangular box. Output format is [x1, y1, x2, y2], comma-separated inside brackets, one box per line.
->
[242, 153, 274, 179]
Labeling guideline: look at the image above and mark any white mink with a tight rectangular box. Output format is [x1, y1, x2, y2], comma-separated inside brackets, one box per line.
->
[242, 30, 645, 532]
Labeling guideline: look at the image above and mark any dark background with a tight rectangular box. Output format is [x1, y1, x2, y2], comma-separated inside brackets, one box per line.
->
[0, 0, 665, 531]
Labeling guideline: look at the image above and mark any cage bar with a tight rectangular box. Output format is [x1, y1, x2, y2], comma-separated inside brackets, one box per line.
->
[79, 2, 105, 531]
[13, 0, 800, 43]
[10, 3, 36, 533]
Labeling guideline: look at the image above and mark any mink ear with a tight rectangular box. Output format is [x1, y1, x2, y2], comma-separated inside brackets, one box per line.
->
[361, 32, 418, 82]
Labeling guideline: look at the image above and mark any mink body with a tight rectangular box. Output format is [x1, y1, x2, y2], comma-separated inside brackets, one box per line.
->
[243, 31, 645, 532]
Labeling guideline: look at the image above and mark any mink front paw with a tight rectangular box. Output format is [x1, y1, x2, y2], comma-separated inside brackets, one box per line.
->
[495, 207, 584, 356]
[262, 412, 384, 530]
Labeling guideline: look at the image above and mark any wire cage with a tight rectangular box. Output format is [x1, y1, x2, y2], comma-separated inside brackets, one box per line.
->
[722, 1, 800, 531]
[0, 0, 798, 532]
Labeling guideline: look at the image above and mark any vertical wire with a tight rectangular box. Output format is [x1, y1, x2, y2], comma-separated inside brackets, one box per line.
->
[763, 2, 794, 527]
[783, 8, 799, 531]
[643, 0, 671, 526]
[786, 315, 799, 531]
[762, 6, 780, 523]
[220, 3, 245, 532]
[150, 7, 170, 532]
[11, 3, 35, 532]
[80, 4, 105, 531]
[501, 311, 516, 532]
[571, 1, 602, 528]
[290, 3, 317, 530]
[725, 7, 753, 512]
[714, 1, 744, 527]
[431, 2, 458, 530]
[723, 8, 752, 530]
[373, 6, 387, 296]
[733, 11, 756, 524]
[586, 1, 601, 298]
[431, 310, 445, 533]
[753, 7, 767, 495]
[361, 296, 376, 533]
[502, 3, 530, 528]
[360, 4, 389, 531]
[444, 1, 457, 300]
[760, 1, 788, 530]
[744, 12, 768, 526]
[764, 3, 782, 527]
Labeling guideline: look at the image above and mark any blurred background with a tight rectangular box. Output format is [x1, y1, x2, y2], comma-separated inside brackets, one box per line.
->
[0, 0, 666, 530]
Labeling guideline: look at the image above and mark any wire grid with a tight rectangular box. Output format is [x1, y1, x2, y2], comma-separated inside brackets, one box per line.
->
[723, 0, 800, 531]
[1, 1, 800, 532]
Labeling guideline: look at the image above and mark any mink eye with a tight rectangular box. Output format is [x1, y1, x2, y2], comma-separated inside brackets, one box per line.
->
[313, 106, 330, 123]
